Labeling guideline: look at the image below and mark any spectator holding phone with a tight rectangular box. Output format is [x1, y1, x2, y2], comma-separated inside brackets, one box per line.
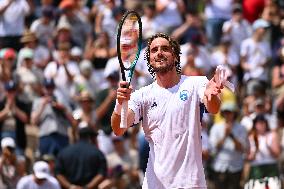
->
[30, 78, 75, 157]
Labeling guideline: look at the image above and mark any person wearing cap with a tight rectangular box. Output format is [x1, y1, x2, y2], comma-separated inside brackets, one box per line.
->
[240, 18, 272, 88]
[0, 137, 26, 189]
[16, 161, 60, 189]
[209, 102, 248, 189]
[0, 48, 17, 82]
[31, 78, 75, 156]
[222, 3, 252, 53]
[16, 48, 43, 101]
[70, 46, 83, 63]
[57, 0, 92, 49]
[54, 19, 77, 50]
[0, 79, 31, 154]
[30, 5, 55, 47]
[18, 30, 50, 70]
[55, 122, 108, 189]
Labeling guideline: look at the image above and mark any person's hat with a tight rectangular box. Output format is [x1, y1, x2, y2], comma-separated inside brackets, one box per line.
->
[255, 98, 265, 107]
[71, 46, 83, 57]
[79, 59, 93, 73]
[42, 6, 54, 19]
[20, 48, 34, 60]
[3, 48, 16, 59]
[1, 137, 15, 149]
[232, 3, 242, 13]
[0, 48, 6, 59]
[20, 31, 37, 43]
[78, 90, 94, 101]
[252, 19, 270, 31]
[59, 0, 75, 9]
[4, 80, 17, 91]
[220, 102, 238, 112]
[33, 161, 50, 179]
[56, 20, 71, 32]
[43, 78, 55, 88]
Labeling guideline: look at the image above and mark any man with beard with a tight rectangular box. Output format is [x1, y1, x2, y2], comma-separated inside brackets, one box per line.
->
[111, 33, 223, 189]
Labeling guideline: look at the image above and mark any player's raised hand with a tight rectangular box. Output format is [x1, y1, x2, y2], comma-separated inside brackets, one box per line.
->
[117, 81, 133, 104]
[204, 76, 223, 101]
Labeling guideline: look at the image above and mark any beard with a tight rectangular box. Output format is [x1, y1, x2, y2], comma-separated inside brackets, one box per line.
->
[151, 58, 176, 74]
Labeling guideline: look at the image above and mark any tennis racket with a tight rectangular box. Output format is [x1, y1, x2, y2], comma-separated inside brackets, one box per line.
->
[117, 10, 142, 128]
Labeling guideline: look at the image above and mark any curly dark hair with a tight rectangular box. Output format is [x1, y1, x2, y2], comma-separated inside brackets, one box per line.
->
[144, 33, 181, 78]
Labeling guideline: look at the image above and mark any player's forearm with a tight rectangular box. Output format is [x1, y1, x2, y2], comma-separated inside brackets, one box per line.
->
[111, 112, 128, 136]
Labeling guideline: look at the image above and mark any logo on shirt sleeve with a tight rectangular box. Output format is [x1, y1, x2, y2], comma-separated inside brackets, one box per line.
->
[180, 90, 189, 101]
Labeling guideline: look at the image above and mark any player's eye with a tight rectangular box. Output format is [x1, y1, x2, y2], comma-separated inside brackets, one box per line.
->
[150, 47, 158, 53]
[161, 46, 171, 52]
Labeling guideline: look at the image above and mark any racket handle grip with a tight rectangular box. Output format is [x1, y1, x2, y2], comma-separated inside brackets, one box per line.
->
[120, 101, 128, 128]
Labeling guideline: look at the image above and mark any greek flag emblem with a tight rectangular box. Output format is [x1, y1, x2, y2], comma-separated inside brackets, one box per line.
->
[180, 90, 189, 101]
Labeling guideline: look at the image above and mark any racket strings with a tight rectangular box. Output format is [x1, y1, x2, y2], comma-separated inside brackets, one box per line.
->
[120, 15, 140, 69]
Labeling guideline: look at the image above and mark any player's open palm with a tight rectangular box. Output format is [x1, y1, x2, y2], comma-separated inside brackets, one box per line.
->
[205, 77, 222, 101]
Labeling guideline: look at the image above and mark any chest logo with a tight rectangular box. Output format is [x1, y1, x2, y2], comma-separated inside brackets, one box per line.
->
[150, 102, 157, 109]
[180, 90, 189, 101]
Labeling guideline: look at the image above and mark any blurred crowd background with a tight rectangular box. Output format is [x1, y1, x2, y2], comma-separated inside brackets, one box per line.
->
[0, 0, 284, 188]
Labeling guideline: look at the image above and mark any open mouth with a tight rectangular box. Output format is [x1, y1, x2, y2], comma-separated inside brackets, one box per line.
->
[155, 57, 167, 62]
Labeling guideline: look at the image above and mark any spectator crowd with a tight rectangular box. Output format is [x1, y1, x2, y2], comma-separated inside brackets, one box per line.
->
[0, 0, 284, 188]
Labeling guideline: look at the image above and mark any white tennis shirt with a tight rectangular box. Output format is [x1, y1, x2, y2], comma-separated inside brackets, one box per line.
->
[129, 75, 208, 189]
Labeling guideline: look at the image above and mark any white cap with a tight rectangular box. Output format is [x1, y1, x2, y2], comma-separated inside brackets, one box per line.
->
[79, 59, 93, 72]
[1, 137, 16, 149]
[33, 161, 50, 179]
[71, 46, 83, 57]
[20, 48, 34, 60]
[252, 19, 270, 31]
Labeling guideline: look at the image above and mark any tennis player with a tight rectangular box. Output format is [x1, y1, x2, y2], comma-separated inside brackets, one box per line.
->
[111, 33, 223, 189]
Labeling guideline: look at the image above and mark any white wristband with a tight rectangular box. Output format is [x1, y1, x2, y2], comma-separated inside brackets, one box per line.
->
[114, 101, 122, 115]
